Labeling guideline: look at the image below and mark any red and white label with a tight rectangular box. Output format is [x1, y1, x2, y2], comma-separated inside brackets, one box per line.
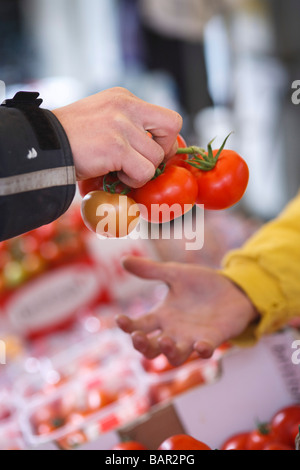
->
[5, 264, 105, 336]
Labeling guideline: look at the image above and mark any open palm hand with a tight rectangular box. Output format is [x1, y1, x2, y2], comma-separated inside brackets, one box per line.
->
[117, 257, 258, 366]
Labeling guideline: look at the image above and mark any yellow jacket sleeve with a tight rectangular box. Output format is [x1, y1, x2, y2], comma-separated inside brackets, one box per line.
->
[221, 191, 300, 345]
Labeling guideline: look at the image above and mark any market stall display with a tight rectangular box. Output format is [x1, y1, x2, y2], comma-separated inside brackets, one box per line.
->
[0, 203, 299, 451]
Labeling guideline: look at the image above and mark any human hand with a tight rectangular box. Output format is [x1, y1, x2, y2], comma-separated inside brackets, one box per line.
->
[52, 87, 182, 188]
[117, 257, 259, 366]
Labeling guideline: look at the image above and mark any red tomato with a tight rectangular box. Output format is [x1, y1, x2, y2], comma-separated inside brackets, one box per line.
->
[21, 253, 46, 277]
[221, 432, 250, 450]
[86, 389, 116, 413]
[193, 149, 249, 210]
[40, 240, 61, 264]
[263, 442, 294, 450]
[78, 178, 102, 198]
[81, 191, 140, 238]
[31, 223, 57, 241]
[158, 435, 211, 451]
[270, 405, 300, 447]
[112, 441, 148, 450]
[177, 134, 188, 149]
[247, 425, 279, 451]
[130, 166, 198, 224]
[0, 249, 11, 270]
[19, 234, 39, 254]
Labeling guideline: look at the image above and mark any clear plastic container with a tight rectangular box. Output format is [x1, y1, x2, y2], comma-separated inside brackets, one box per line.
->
[142, 345, 232, 407]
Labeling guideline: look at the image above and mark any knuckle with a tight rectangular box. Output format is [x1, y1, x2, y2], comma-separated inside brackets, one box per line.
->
[112, 113, 129, 132]
[165, 111, 183, 135]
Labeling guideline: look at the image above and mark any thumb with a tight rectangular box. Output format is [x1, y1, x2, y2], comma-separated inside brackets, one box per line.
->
[122, 256, 174, 284]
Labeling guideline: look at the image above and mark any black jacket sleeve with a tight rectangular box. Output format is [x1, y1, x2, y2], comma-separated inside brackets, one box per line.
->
[0, 92, 76, 242]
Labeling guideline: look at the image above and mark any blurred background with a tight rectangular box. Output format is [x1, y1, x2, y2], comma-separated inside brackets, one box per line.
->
[1, 0, 300, 219]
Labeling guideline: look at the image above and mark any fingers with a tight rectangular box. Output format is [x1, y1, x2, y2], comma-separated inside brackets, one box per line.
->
[193, 329, 224, 359]
[166, 139, 179, 161]
[193, 340, 215, 359]
[131, 332, 216, 365]
[132, 332, 194, 366]
[130, 332, 191, 365]
[132, 332, 161, 360]
[117, 313, 196, 366]
[141, 104, 183, 158]
[116, 120, 166, 188]
[127, 123, 165, 168]
[54, 87, 182, 185]
[122, 256, 175, 284]
[159, 337, 194, 367]
[117, 151, 156, 188]
[117, 312, 217, 365]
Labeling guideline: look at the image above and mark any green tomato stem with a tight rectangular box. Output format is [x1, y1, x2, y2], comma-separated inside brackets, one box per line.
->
[103, 173, 131, 195]
[176, 131, 234, 172]
[176, 147, 206, 156]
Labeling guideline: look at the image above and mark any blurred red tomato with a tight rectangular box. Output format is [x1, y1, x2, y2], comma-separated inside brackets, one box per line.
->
[112, 441, 148, 451]
[165, 135, 191, 170]
[78, 173, 129, 199]
[270, 405, 300, 447]
[247, 425, 279, 450]
[221, 432, 250, 450]
[158, 434, 211, 451]
[263, 442, 294, 450]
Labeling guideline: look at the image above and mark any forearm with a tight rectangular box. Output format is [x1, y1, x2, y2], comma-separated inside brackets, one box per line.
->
[0, 92, 76, 241]
[222, 192, 300, 342]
